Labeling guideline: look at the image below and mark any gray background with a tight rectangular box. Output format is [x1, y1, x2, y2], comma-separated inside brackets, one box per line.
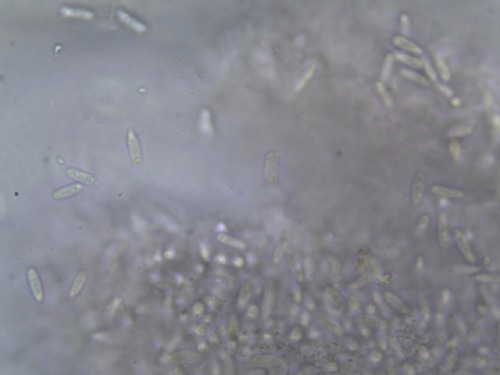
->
[2, 1, 500, 374]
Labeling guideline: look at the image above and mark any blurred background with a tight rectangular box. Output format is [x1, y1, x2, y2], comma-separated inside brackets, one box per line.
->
[2, 1, 500, 374]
